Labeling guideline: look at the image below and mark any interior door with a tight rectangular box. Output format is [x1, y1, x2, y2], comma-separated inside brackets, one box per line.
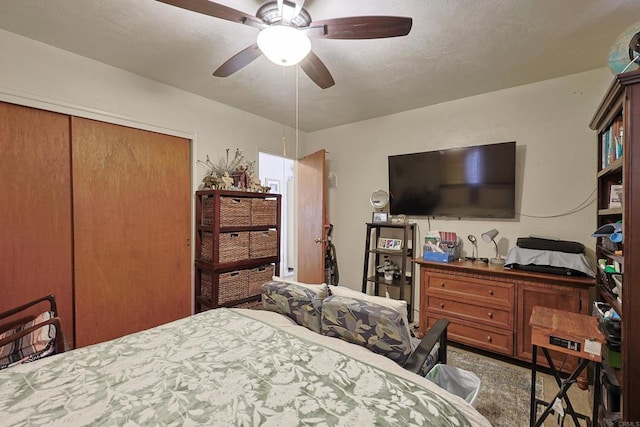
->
[71, 117, 191, 347]
[297, 149, 327, 283]
[0, 102, 74, 346]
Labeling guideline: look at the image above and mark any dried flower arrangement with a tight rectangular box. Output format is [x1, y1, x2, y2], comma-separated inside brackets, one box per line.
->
[197, 148, 271, 192]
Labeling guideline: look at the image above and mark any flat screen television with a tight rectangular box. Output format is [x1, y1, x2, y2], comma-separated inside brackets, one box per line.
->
[388, 141, 516, 218]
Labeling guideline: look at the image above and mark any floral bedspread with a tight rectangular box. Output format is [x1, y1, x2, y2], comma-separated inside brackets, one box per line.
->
[0, 309, 474, 426]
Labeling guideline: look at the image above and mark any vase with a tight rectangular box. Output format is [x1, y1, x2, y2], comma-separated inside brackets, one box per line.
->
[384, 272, 393, 282]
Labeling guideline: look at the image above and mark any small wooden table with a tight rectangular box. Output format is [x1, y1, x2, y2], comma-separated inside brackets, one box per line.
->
[529, 306, 605, 427]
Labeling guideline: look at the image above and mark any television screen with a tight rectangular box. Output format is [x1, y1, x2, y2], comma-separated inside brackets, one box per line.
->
[388, 141, 516, 218]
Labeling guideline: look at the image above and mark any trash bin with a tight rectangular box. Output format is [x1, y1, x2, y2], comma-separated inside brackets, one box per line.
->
[425, 363, 481, 407]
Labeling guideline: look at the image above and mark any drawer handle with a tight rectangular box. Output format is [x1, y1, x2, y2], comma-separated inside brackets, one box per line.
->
[440, 303, 445, 309]
[489, 290, 494, 296]
[488, 312, 493, 318]
[487, 336, 492, 342]
[441, 282, 445, 288]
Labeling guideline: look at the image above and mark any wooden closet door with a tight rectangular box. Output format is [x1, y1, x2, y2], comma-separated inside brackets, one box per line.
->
[71, 117, 190, 347]
[0, 102, 74, 346]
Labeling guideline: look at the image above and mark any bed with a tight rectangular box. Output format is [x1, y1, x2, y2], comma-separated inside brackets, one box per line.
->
[0, 308, 490, 426]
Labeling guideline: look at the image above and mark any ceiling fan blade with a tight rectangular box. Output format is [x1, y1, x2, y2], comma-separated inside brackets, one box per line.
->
[213, 43, 262, 77]
[299, 51, 335, 89]
[309, 16, 412, 39]
[292, 0, 306, 20]
[156, 0, 262, 26]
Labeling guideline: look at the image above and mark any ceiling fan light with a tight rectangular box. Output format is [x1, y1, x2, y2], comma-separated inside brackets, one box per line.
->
[257, 25, 311, 66]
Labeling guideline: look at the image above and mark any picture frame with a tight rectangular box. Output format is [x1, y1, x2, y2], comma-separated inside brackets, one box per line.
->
[377, 237, 403, 251]
[265, 178, 280, 194]
[609, 184, 623, 208]
[372, 211, 388, 223]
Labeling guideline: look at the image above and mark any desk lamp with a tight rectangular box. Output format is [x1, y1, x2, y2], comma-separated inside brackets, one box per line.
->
[482, 229, 505, 264]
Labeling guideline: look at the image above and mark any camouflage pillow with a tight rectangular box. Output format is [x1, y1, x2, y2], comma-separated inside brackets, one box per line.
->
[261, 280, 326, 333]
[321, 295, 413, 365]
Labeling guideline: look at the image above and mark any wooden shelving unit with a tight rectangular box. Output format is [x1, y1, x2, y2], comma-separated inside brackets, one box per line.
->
[361, 222, 416, 322]
[194, 190, 281, 312]
[589, 68, 640, 422]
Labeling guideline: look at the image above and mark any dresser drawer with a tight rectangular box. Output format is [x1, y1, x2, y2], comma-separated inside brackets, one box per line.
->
[426, 273, 514, 307]
[426, 295, 513, 329]
[427, 315, 513, 356]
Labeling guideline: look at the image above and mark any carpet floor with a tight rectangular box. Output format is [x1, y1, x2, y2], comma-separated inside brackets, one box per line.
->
[448, 347, 593, 427]
[448, 347, 543, 426]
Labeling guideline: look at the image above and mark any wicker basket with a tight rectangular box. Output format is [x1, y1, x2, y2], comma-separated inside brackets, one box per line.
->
[200, 231, 214, 262]
[251, 198, 278, 226]
[218, 270, 249, 304]
[199, 269, 213, 301]
[219, 232, 250, 263]
[250, 230, 278, 258]
[201, 194, 215, 226]
[220, 197, 251, 227]
[248, 264, 275, 296]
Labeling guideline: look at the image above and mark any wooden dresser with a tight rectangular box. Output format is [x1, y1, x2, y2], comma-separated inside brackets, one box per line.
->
[416, 260, 595, 371]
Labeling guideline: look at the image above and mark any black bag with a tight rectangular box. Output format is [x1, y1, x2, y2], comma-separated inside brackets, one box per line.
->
[516, 236, 585, 254]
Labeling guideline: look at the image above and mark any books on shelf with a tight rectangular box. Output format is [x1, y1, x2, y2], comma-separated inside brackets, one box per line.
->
[601, 116, 624, 169]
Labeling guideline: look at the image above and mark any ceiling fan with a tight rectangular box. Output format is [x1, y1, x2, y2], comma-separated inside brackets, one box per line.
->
[156, 0, 412, 89]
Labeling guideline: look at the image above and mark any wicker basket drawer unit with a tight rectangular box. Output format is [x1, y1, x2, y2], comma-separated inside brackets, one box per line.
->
[199, 268, 214, 302]
[199, 231, 249, 263]
[249, 230, 278, 259]
[248, 264, 275, 296]
[195, 190, 281, 312]
[220, 196, 251, 227]
[218, 269, 250, 305]
[250, 198, 278, 226]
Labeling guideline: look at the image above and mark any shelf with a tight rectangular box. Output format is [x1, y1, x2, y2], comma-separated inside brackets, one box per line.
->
[370, 248, 414, 257]
[366, 275, 412, 287]
[598, 157, 623, 177]
[590, 67, 640, 422]
[195, 190, 281, 313]
[602, 357, 624, 388]
[598, 207, 623, 216]
[196, 294, 260, 310]
[598, 284, 622, 318]
[195, 257, 279, 272]
[363, 222, 416, 322]
[598, 246, 623, 264]
[366, 222, 415, 229]
[197, 224, 278, 232]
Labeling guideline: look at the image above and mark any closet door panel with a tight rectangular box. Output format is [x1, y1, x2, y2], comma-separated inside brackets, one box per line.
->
[0, 102, 74, 346]
[71, 117, 190, 348]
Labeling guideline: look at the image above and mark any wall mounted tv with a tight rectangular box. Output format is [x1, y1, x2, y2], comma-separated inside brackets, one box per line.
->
[388, 141, 516, 218]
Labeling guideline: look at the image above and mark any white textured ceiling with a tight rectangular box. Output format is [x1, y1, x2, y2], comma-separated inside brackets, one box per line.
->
[0, 0, 638, 132]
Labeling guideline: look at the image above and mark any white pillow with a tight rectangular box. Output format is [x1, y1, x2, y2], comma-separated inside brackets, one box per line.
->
[327, 285, 411, 339]
[271, 276, 328, 298]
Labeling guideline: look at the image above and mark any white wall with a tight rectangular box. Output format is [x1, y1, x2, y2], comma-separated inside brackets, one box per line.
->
[306, 68, 612, 317]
